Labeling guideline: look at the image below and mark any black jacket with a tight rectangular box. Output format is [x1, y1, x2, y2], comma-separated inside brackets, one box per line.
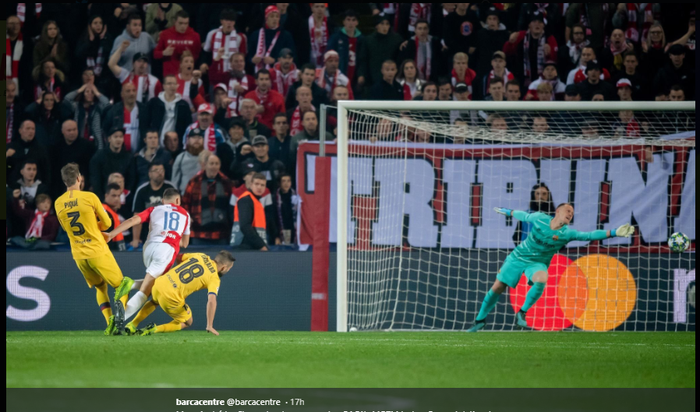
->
[236, 193, 278, 250]
[399, 36, 445, 82]
[7, 138, 51, 187]
[102, 101, 150, 152]
[147, 95, 192, 144]
[89, 147, 132, 199]
[577, 79, 617, 101]
[49, 137, 97, 199]
[369, 79, 404, 101]
[285, 81, 329, 112]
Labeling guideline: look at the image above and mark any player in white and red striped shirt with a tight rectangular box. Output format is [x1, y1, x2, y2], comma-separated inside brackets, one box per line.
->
[104, 188, 191, 331]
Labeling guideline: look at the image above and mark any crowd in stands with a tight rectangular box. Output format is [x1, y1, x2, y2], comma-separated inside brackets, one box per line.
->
[5, 3, 696, 249]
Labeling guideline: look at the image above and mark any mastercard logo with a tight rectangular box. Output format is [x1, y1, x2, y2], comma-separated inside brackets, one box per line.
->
[508, 254, 637, 331]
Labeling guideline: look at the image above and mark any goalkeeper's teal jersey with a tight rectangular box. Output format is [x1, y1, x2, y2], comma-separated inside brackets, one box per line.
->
[509, 211, 609, 265]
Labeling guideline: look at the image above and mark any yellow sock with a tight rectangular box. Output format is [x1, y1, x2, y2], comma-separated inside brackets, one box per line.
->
[131, 300, 156, 328]
[119, 294, 128, 309]
[156, 320, 182, 333]
[96, 283, 112, 324]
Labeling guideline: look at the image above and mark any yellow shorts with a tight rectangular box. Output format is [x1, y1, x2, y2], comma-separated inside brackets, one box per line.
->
[75, 253, 124, 289]
[152, 287, 192, 324]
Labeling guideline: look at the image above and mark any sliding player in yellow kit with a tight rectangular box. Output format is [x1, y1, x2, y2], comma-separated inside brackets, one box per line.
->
[54, 163, 134, 335]
[127, 251, 235, 336]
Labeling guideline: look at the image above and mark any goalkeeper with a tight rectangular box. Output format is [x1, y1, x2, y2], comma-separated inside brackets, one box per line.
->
[467, 203, 635, 332]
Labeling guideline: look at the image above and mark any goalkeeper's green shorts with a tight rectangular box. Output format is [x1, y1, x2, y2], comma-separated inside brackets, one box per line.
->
[496, 256, 548, 289]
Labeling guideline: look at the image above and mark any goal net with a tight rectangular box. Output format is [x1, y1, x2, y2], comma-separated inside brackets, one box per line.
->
[334, 101, 696, 332]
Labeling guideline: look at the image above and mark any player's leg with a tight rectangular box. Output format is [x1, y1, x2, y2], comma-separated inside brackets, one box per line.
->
[75, 259, 117, 335]
[123, 274, 156, 321]
[125, 300, 158, 335]
[142, 303, 192, 335]
[89, 254, 131, 310]
[516, 266, 549, 328]
[125, 244, 175, 322]
[467, 258, 523, 332]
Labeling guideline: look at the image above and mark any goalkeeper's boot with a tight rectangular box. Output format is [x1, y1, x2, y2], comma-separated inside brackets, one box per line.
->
[114, 277, 134, 303]
[466, 320, 486, 333]
[140, 323, 157, 336]
[124, 322, 138, 336]
[104, 315, 117, 336]
[113, 300, 126, 333]
[516, 310, 531, 329]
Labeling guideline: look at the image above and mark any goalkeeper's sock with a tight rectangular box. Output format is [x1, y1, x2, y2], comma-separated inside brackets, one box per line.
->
[131, 300, 157, 328]
[95, 283, 112, 324]
[476, 289, 502, 322]
[521, 282, 546, 312]
[156, 320, 182, 333]
[125, 291, 148, 320]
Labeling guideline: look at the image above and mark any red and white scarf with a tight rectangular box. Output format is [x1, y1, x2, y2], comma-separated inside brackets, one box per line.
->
[35, 77, 59, 101]
[123, 105, 139, 152]
[414, 36, 432, 80]
[625, 3, 653, 43]
[316, 68, 351, 99]
[226, 73, 250, 118]
[7, 103, 14, 143]
[409, 3, 431, 33]
[122, 71, 158, 103]
[400, 79, 421, 100]
[566, 38, 589, 65]
[522, 32, 547, 82]
[290, 105, 315, 136]
[26, 208, 48, 239]
[309, 16, 329, 68]
[271, 62, 298, 98]
[86, 44, 104, 76]
[176, 73, 200, 109]
[211, 28, 241, 72]
[255, 26, 282, 73]
[486, 69, 514, 90]
[17, 3, 42, 25]
[450, 69, 475, 93]
[202, 124, 218, 152]
[533, 3, 550, 25]
[6, 33, 23, 87]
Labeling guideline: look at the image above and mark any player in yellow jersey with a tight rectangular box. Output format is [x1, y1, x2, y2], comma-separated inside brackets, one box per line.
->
[126, 251, 235, 336]
[54, 163, 134, 335]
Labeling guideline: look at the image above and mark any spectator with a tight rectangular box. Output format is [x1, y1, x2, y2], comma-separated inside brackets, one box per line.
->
[617, 79, 634, 101]
[518, 3, 562, 37]
[250, 135, 287, 192]
[613, 110, 642, 139]
[484, 77, 505, 101]
[669, 84, 686, 102]
[7, 121, 50, 187]
[504, 15, 559, 89]
[488, 114, 509, 133]
[175, 50, 206, 111]
[308, 3, 335, 69]
[209, 52, 256, 118]
[89, 127, 132, 198]
[612, 52, 649, 100]
[9, 192, 58, 249]
[394, 3, 440, 40]
[182, 154, 234, 245]
[450, 52, 477, 94]
[6, 15, 31, 94]
[11, 160, 50, 210]
[288, 86, 316, 137]
[551, 85, 585, 134]
[667, 13, 695, 70]
[274, 173, 300, 245]
[172, 129, 206, 194]
[566, 46, 611, 85]
[592, 94, 606, 102]
[154, 10, 202, 78]
[231, 172, 271, 250]
[269, 113, 293, 171]
[660, 86, 693, 134]
[397, 60, 423, 100]
[245, 69, 287, 129]
[565, 4, 610, 51]
[443, 3, 480, 60]
[400, 19, 443, 83]
[248, 6, 296, 73]
[513, 183, 555, 246]
[6, 81, 25, 144]
[269, 48, 299, 100]
[481, 51, 515, 100]
[655, 91, 668, 101]
[107, 172, 131, 213]
[103, 82, 150, 154]
[163, 131, 182, 159]
[452, 118, 470, 144]
[202, 9, 247, 76]
[437, 77, 453, 101]
[226, 117, 251, 159]
[369, 60, 403, 100]
[148, 75, 191, 144]
[653, 44, 695, 100]
[316, 50, 354, 100]
[102, 183, 128, 250]
[505, 79, 522, 101]
[50, 120, 96, 199]
[108, 40, 163, 103]
[560, 23, 590, 75]
[129, 130, 173, 188]
[532, 116, 550, 134]
[358, 15, 403, 92]
[369, 118, 400, 142]
[369, 4, 398, 25]
[110, 13, 156, 74]
[32, 60, 65, 102]
[600, 29, 635, 73]
[130, 162, 176, 247]
[475, 9, 511, 87]
[64, 82, 109, 150]
[328, 10, 364, 92]
[33, 21, 70, 74]
[641, 22, 668, 78]
[577, 61, 616, 101]
[239, 99, 272, 140]
[74, 15, 113, 91]
[285, 64, 329, 112]
[450, 82, 472, 124]
[289, 111, 334, 171]
[612, 3, 657, 47]
[413, 81, 437, 101]
[526, 62, 566, 101]
[145, 3, 184, 41]
[25, 91, 71, 147]
[183, 103, 227, 154]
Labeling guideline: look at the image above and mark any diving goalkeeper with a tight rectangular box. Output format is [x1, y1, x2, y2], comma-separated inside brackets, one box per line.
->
[467, 203, 635, 332]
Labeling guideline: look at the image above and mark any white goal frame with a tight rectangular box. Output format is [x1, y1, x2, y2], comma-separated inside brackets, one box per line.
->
[335, 100, 695, 332]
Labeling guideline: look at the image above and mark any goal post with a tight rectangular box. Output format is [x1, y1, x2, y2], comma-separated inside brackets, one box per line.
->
[335, 100, 695, 332]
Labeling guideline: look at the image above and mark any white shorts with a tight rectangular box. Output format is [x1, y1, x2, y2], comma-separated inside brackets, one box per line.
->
[143, 242, 176, 278]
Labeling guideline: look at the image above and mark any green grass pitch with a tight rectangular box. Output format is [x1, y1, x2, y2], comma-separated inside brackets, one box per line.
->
[6, 331, 695, 388]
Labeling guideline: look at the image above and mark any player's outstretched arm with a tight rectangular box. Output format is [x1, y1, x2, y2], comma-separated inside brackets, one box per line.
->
[103, 215, 142, 243]
[494, 208, 538, 223]
[206, 293, 219, 336]
[571, 224, 635, 241]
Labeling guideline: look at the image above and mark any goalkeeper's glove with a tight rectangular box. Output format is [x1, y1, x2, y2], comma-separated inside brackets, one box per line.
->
[494, 207, 513, 217]
[612, 223, 635, 238]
